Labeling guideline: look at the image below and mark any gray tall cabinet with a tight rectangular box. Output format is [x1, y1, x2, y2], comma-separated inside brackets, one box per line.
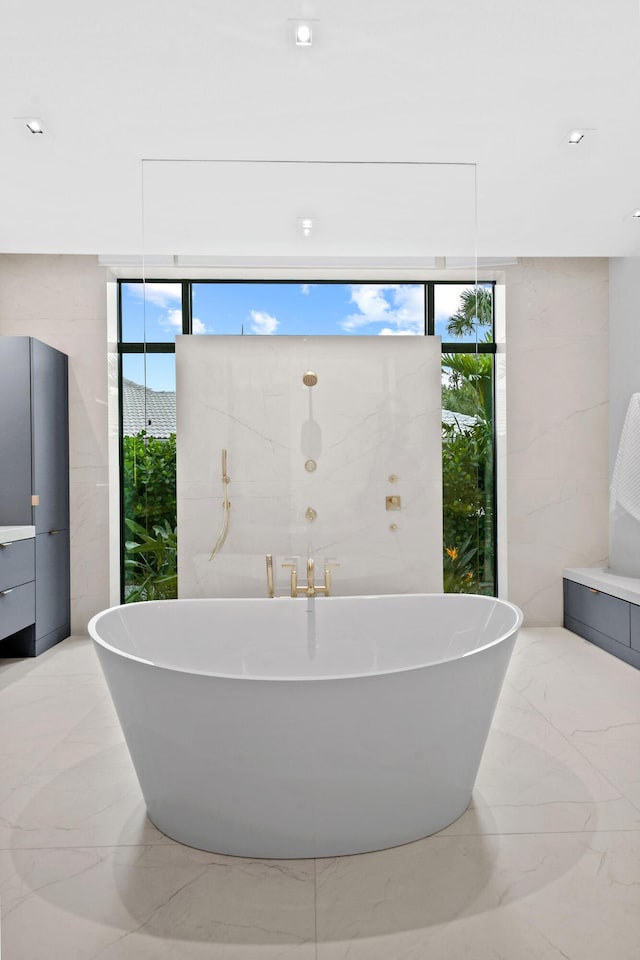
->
[0, 337, 70, 656]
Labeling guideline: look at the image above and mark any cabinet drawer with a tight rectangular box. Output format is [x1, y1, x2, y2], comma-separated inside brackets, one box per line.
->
[0, 538, 35, 592]
[631, 604, 640, 654]
[563, 579, 630, 647]
[35, 529, 70, 641]
[0, 581, 35, 641]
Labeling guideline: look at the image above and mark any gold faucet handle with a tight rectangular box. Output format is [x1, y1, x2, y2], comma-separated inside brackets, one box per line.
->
[281, 561, 298, 597]
[323, 560, 340, 596]
[265, 554, 274, 598]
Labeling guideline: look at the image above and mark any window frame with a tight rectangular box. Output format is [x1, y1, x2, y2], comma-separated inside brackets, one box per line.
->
[117, 279, 497, 601]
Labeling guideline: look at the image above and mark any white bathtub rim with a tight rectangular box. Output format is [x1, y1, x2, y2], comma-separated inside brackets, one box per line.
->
[88, 593, 523, 683]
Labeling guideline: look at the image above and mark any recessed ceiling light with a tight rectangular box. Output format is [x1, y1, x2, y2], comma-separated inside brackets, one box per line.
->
[295, 23, 312, 45]
[298, 217, 315, 237]
[632, 209, 640, 219]
[26, 119, 43, 134]
[568, 130, 584, 144]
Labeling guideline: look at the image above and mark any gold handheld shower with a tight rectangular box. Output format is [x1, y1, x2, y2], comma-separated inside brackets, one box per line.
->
[208, 449, 231, 561]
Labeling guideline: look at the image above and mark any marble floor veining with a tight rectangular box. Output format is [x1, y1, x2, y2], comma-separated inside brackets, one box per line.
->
[1, 627, 640, 959]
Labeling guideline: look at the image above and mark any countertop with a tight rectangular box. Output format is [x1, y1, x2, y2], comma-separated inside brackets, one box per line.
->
[564, 566, 640, 605]
[0, 525, 36, 543]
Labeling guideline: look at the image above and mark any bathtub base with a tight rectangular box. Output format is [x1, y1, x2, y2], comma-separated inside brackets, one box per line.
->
[145, 794, 472, 859]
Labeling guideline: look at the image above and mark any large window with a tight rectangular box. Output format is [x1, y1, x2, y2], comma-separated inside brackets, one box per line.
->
[118, 280, 496, 601]
[437, 284, 495, 594]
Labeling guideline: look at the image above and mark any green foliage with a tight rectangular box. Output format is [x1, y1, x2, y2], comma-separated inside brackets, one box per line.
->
[124, 518, 178, 601]
[443, 537, 480, 593]
[442, 349, 493, 419]
[122, 431, 177, 602]
[442, 419, 493, 593]
[441, 294, 495, 594]
[122, 431, 176, 530]
[446, 286, 493, 339]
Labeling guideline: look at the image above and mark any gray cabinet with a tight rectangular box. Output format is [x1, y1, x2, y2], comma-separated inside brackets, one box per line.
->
[0, 337, 70, 656]
[563, 578, 640, 670]
[631, 604, 640, 655]
[0, 537, 35, 642]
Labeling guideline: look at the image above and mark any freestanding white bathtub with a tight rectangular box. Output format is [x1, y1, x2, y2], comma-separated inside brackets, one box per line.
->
[89, 594, 522, 858]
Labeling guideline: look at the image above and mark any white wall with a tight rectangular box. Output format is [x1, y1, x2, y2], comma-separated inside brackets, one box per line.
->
[503, 258, 609, 625]
[0, 255, 110, 634]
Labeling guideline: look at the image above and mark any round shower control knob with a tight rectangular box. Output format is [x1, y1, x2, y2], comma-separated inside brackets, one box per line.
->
[304, 459, 317, 472]
[302, 371, 318, 387]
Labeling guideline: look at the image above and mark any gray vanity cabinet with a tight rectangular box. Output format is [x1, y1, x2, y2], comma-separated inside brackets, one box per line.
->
[0, 538, 35, 641]
[0, 337, 70, 656]
[563, 578, 640, 670]
[631, 604, 640, 655]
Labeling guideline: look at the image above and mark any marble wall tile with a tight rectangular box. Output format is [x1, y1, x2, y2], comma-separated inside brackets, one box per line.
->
[503, 258, 609, 624]
[0, 256, 613, 625]
[0, 255, 111, 633]
[609, 258, 640, 470]
[0, 254, 109, 322]
[177, 336, 443, 599]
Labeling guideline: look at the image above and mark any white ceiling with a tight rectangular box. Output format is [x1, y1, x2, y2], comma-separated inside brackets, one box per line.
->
[3, 0, 640, 260]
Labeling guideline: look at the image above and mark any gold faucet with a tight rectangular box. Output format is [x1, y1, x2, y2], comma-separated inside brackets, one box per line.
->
[306, 557, 316, 596]
[265, 554, 274, 598]
[268, 556, 339, 597]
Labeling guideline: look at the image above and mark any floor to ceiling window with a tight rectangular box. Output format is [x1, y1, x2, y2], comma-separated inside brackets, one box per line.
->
[118, 280, 496, 601]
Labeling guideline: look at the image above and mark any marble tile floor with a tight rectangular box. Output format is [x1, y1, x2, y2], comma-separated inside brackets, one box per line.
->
[1, 627, 639, 959]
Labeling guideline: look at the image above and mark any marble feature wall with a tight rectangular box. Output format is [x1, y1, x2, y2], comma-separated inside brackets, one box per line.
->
[177, 336, 443, 599]
[609, 258, 640, 474]
[503, 258, 609, 625]
[0, 255, 110, 633]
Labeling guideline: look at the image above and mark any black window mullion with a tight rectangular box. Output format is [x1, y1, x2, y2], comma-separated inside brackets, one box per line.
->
[118, 342, 176, 354]
[427, 282, 435, 336]
[182, 281, 192, 334]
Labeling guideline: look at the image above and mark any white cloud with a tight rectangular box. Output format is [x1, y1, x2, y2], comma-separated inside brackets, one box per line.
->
[300, 283, 315, 295]
[125, 282, 182, 309]
[160, 308, 183, 331]
[153, 307, 207, 335]
[250, 310, 279, 335]
[341, 284, 424, 334]
[378, 328, 416, 336]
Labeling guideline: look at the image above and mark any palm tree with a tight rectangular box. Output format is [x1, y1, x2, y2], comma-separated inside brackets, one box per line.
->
[446, 286, 493, 339]
[441, 350, 493, 420]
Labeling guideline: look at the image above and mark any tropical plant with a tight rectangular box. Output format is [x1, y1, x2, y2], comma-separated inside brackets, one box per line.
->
[441, 287, 495, 594]
[122, 431, 177, 601]
[443, 537, 479, 593]
[124, 518, 178, 601]
[441, 348, 493, 420]
[446, 286, 493, 339]
[122, 431, 176, 530]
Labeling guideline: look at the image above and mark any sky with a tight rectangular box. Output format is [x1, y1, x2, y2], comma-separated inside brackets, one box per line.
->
[121, 281, 490, 390]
